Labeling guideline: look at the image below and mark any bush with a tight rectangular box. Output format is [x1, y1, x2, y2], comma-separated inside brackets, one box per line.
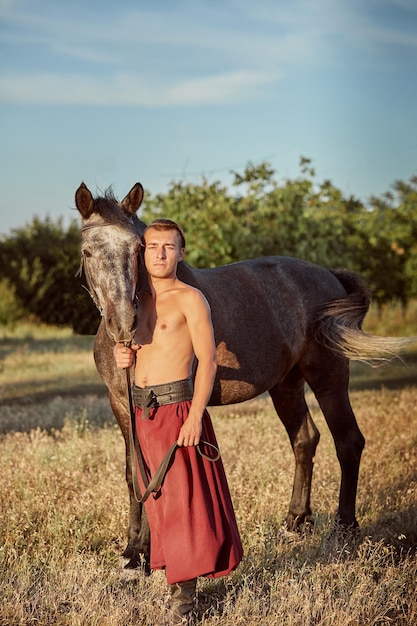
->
[0, 278, 25, 327]
[0, 217, 100, 334]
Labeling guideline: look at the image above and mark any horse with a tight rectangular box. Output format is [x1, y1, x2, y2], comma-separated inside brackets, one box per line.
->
[75, 181, 413, 570]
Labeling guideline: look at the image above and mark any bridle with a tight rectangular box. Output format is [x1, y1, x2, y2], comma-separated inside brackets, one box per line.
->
[76, 220, 142, 318]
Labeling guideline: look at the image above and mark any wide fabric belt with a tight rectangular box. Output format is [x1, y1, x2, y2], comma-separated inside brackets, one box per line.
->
[132, 377, 193, 420]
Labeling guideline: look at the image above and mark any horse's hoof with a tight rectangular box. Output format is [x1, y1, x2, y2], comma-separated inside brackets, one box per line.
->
[332, 517, 360, 538]
[121, 549, 151, 575]
[124, 556, 151, 575]
[285, 513, 314, 532]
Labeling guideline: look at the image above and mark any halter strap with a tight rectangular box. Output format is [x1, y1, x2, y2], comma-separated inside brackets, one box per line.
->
[81, 221, 114, 232]
[81, 219, 137, 232]
[77, 218, 142, 314]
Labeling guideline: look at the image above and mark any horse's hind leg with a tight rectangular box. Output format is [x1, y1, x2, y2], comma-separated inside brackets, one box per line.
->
[269, 368, 320, 530]
[302, 352, 365, 529]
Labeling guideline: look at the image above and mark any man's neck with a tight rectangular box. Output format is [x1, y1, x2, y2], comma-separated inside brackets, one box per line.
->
[148, 274, 178, 296]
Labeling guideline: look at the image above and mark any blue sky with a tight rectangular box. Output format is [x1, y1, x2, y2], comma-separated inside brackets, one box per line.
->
[1, 0, 416, 234]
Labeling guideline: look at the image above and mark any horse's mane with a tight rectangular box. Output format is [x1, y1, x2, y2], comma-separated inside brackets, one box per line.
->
[92, 187, 133, 228]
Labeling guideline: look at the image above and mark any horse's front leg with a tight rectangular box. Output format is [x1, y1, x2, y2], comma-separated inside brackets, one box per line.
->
[109, 392, 151, 571]
[123, 438, 151, 571]
[269, 380, 320, 530]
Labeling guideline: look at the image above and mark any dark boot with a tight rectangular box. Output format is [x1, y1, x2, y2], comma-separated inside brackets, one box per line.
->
[165, 578, 197, 625]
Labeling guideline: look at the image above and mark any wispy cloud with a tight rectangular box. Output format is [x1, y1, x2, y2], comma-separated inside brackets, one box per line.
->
[0, 1, 319, 68]
[165, 70, 281, 106]
[0, 69, 280, 106]
[234, 0, 417, 53]
[1, 0, 416, 106]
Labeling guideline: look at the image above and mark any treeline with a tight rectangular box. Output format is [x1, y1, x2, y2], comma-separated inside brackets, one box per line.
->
[1, 158, 416, 334]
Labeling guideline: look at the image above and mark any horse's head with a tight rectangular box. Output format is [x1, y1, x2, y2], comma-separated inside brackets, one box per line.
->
[75, 182, 146, 343]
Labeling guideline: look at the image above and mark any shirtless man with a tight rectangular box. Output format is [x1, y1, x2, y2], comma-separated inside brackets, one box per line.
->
[114, 219, 242, 625]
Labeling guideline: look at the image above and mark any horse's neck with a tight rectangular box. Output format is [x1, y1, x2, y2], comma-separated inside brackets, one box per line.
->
[177, 261, 202, 289]
[133, 214, 147, 235]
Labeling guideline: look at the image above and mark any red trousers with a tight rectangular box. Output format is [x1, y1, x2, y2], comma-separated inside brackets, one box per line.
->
[134, 400, 243, 584]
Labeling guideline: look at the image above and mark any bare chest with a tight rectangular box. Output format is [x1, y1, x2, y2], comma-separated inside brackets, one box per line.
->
[134, 298, 185, 347]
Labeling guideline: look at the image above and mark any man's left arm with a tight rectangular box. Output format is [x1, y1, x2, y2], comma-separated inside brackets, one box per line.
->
[177, 289, 217, 447]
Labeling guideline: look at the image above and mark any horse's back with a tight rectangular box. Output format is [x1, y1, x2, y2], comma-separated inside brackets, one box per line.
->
[178, 256, 348, 403]
[180, 255, 347, 333]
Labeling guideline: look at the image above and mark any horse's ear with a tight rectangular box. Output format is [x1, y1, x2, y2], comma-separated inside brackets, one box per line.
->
[75, 183, 94, 219]
[120, 182, 144, 215]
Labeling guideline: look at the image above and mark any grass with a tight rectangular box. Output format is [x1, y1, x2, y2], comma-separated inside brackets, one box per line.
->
[0, 308, 416, 625]
[0, 322, 100, 404]
[1, 391, 416, 625]
[361, 299, 417, 338]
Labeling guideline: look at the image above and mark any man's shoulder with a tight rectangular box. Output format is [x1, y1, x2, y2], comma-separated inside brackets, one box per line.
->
[175, 280, 203, 298]
[174, 280, 208, 307]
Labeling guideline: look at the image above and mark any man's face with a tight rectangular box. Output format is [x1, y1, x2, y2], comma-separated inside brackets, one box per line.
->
[143, 227, 184, 279]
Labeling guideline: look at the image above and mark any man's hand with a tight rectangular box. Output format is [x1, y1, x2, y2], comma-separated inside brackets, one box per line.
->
[177, 415, 203, 447]
[113, 342, 138, 369]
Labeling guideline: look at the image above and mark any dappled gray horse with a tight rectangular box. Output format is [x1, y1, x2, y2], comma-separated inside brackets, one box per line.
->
[75, 182, 410, 570]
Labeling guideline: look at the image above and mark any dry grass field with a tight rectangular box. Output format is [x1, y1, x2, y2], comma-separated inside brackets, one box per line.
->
[1, 307, 416, 625]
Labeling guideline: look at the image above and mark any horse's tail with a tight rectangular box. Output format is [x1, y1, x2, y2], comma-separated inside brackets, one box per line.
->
[315, 269, 415, 365]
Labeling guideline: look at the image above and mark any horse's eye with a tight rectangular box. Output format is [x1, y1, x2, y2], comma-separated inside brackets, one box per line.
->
[83, 250, 92, 258]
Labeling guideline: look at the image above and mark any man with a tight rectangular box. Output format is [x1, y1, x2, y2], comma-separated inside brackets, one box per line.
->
[114, 219, 243, 625]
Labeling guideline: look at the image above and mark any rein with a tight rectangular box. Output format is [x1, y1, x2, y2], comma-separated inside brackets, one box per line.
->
[124, 345, 221, 504]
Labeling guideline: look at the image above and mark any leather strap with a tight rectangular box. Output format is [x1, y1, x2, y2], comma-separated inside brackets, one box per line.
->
[125, 365, 220, 504]
[125, 366, 145, 503]
[137, 440, 221, 503]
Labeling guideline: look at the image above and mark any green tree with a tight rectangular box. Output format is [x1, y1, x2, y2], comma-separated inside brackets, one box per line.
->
[2, 162, 416, 333]
[0, 217, 99, 333]
[231, 158, 366, 269]
[357, 176, 417, 304]
[141, 179, 239, 267]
